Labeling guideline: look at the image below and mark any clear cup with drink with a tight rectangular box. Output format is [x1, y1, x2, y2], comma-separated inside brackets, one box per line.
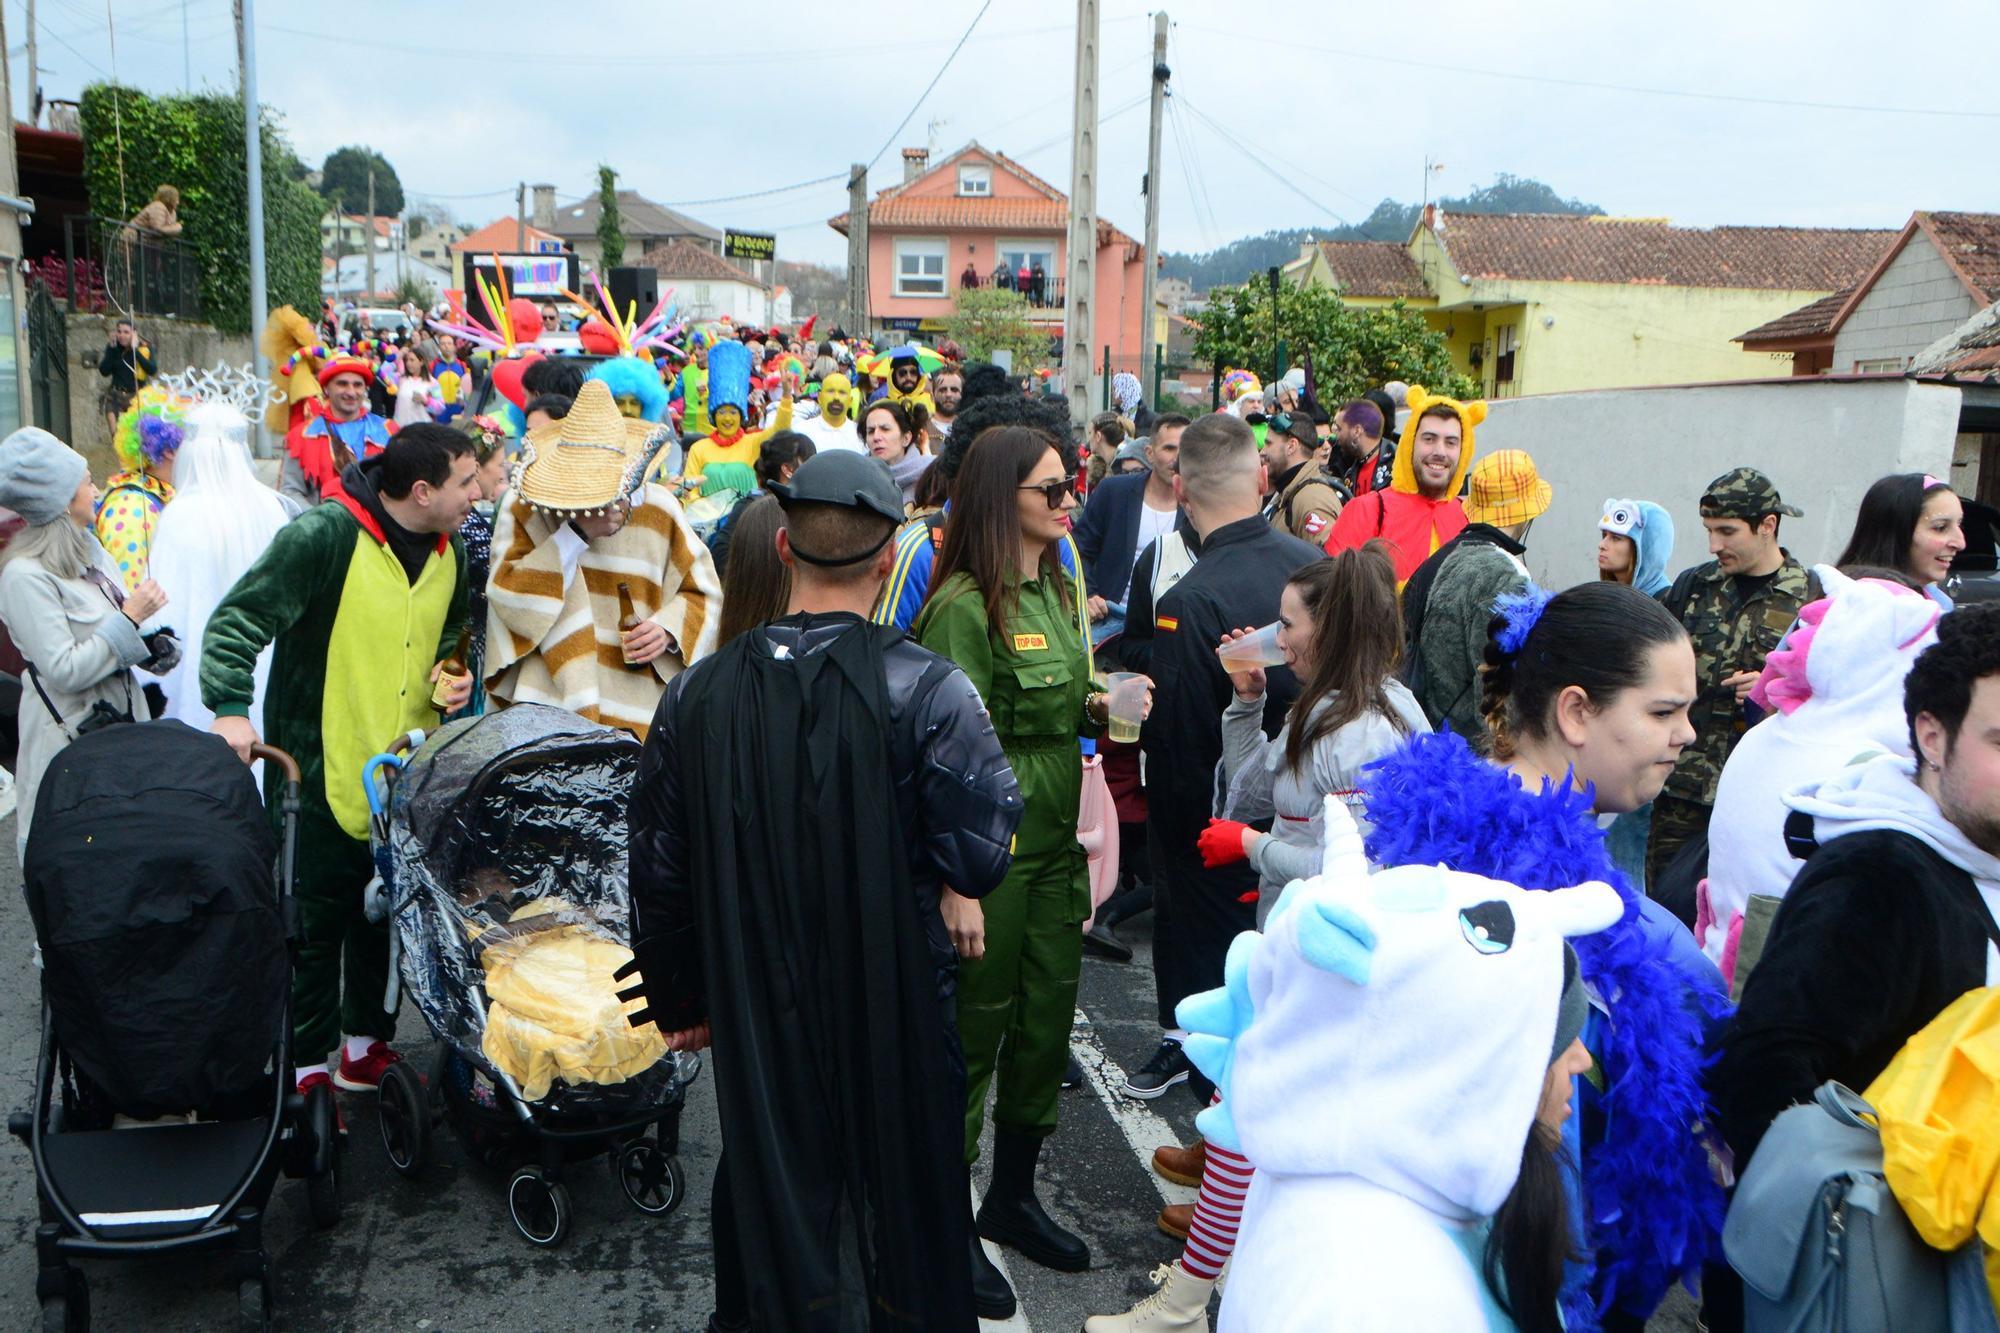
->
[1105, 672, 1148, 743]
[1216, 622, 1286, 672]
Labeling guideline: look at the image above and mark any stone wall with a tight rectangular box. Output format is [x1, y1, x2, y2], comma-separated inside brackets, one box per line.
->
[61, 312, 253, 477]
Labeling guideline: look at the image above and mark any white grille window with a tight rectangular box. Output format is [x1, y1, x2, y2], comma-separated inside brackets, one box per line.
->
[958, 163, 992, 197]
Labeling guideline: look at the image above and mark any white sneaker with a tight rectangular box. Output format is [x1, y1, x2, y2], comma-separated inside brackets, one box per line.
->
[1082, 1262, 1216, 1332]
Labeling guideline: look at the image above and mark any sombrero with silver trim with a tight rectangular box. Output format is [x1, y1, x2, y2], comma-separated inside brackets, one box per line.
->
[512, 379, 668, 516]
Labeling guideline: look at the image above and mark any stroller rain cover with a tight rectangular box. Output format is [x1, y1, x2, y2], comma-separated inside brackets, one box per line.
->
[386, 704, 693, 1110]
[24, 720, 285, 1120]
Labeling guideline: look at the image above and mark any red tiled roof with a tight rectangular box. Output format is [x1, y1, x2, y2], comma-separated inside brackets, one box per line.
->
[1428, 212, 1895, 291]
[644, 238, 763, 287]
[451, 217, 565, 254]
[1737, 288, 1853, 344]
[830, 141, 1136, 248]
[1923, 211, 2000, 305]
[1316, 241, 1430, 299]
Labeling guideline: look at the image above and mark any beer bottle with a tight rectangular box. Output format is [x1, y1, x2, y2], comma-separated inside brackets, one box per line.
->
[617, 582, 643, 668]
[431, 623, 473, 712]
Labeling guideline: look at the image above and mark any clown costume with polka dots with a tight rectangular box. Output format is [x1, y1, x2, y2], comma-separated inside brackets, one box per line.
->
[95, 384, 187, 591]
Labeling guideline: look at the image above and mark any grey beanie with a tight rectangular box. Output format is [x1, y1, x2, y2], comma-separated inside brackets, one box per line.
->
[0, 428, 89, 527]
[1115, 438, 1150, 463]
[1551, 944, 1588, 1064]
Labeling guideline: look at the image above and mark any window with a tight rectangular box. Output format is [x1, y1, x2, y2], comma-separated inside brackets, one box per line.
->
[895, 237, 948, 297]
[1494, 324, 1519, 384]
[958, 163, 992, 197]
[1853, 357, 1904, 374]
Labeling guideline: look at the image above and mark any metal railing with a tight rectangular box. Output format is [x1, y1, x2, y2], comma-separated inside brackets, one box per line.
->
[62, 215, 202, 321]
[951, 272, 1066, 308]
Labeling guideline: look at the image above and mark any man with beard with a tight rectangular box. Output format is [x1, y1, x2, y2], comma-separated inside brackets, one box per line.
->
[280, 353, 398, 509]
[883, 347, 937, 418]
[1323, 387, 1478, 586]
[1715, 604, 2000, 1166]
[931, 365, 965, 440]
[627, 451, 1022, 1331]
[797, 371, 861, 453]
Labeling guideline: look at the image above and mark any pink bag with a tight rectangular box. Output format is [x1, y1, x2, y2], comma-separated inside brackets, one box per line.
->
[1078, 752, 1120, 930]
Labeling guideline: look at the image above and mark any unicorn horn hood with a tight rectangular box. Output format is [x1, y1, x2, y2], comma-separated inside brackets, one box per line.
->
[1179, 798, 1619, 1220]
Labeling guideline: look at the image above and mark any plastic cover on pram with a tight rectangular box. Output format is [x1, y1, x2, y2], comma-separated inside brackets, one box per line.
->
[383, 704, 695, 1110]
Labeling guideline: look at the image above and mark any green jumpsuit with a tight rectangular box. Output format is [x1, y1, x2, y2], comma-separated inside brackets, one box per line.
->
[915, 568, 1095, 1162]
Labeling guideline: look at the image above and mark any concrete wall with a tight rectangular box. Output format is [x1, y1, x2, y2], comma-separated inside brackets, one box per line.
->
[64, 312, 253, 477]
[1831, 233, 1977, 372]
[1476, 377, 1964, 590]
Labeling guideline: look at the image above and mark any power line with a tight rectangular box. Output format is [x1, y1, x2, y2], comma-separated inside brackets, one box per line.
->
[1176, 95, 1352, 226]
[1181, 22, 2000, 120]
[655, 175, 846, 208]
[865, 0, 992, 171]
[1165, 95, 1220, 250]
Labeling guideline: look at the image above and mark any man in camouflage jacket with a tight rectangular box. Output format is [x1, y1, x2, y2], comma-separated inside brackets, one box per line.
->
[1647, 468, 1810, 889]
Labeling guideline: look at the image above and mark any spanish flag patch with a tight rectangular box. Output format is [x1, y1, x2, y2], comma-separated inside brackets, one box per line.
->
[1156, 615, 1179, 632]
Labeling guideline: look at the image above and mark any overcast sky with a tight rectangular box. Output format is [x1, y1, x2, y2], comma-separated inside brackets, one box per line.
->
[9, 0, 1998, 268]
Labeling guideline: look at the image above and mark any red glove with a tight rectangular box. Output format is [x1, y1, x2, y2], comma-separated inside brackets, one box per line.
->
[1198, 819, 1252, 869]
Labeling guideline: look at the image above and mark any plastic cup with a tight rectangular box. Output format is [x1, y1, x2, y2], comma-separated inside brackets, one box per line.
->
[1217, 622, 1286, 672]
[1106, 672, 1147, 743]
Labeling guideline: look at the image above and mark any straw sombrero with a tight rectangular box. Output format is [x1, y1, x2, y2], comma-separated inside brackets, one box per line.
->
[513, 379, 669, 516]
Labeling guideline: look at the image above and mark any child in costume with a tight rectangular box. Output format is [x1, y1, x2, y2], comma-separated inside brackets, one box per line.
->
[674, 340, 792, 498]
[1363, 581, 1729, 1328]
[1175, 799, 1620, 1332]
[96, 384, 187, 591]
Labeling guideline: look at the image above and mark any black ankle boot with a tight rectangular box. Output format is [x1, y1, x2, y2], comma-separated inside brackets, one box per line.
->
[969, 1218, 1016, 1319]
[976, 1127, 1090, 1272]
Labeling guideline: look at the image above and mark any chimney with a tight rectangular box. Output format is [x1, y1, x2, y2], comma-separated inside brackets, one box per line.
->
[531, 184, 557, 231]
[901, 147, 929, 185]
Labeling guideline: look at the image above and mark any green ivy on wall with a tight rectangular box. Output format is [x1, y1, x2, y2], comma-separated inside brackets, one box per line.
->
[79, 84, 323, 335]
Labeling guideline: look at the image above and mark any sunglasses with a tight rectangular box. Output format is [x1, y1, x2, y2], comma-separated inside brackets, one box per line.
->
[1019, 475, 1079, 509]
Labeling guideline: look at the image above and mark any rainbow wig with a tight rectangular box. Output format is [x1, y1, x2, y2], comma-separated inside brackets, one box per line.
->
[112, 384, 189, 473]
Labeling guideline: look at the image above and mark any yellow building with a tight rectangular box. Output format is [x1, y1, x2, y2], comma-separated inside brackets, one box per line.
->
[1287, 210, 1895, 398]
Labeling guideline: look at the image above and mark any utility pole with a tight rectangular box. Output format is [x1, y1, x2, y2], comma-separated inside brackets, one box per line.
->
[23, 0, 36, 126]
[515, 181, 526, 253]
[235, 0, 269, 455]
[1137, 11, 1168, 405]
[364, 164, 376, 303]
[1062, 0, 1099, 429]
[1268, 264, 1281, 388]
[846, 162, 869, 336]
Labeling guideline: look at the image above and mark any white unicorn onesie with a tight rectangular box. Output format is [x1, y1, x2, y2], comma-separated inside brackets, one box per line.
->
[1178, 799, 1621, 1332]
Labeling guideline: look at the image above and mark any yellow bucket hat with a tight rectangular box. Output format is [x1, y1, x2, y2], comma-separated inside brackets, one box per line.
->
[1463, 449, 1552, 527]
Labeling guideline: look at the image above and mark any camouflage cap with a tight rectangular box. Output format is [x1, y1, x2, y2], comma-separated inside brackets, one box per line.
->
[1700, 467, 1802, 520]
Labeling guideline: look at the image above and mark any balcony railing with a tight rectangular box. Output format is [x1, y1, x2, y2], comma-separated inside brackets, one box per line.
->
[62, 215, 202, 321]
[952, 272, 1066, 309]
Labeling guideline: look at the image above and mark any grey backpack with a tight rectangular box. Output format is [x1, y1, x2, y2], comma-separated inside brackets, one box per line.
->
[1724, 1081, 2000, 1333]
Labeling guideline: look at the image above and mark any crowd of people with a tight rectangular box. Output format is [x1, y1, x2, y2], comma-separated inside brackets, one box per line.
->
[8, 296, 2000, 1333]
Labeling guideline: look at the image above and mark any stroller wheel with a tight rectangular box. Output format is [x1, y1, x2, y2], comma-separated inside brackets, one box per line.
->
[617, 1140, 685, 1217]
[507, 1166, 572, 1247]
[377, 1061, 429, 1178]
[236, 1276, 272, 1332]
[305, 1145, 342, 1231]
[40, 1269, 87, 1332]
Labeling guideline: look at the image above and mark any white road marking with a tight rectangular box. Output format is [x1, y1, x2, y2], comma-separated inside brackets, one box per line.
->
[1070, 1008, 1198, 1209]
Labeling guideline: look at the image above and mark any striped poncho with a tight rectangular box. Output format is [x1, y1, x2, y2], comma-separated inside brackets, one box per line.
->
[484, 483, 721, 738]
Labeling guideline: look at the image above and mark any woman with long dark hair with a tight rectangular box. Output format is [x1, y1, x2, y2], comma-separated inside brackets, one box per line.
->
[714, 495, 789, 646]
[914, 425, 1145, 1320]
[863, 398, 931, 509]
[1362, 581, 1730, 1328]
[1834, 472, 1964, 598]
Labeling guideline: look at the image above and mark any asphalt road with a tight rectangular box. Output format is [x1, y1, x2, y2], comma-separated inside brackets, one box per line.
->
[0, 803, 1701, 1331]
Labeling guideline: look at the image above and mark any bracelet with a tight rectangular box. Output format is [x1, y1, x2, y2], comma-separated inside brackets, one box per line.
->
[1085, 691, 1109, 726]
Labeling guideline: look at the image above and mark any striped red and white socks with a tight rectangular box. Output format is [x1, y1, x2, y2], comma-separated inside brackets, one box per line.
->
[1178, 1099, 1252, 1281]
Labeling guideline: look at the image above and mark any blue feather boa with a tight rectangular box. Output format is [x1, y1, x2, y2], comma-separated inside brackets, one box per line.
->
[1363, 730, 1729, 1328]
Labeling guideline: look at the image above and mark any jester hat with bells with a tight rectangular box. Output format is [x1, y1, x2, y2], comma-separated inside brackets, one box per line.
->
[512, 380, 670, 519]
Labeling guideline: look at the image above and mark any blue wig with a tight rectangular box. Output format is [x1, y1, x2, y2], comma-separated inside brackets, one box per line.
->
[1362, 730, 1730, 1329]
[585, 355, 668, 424]
[706, 340, 751, 416]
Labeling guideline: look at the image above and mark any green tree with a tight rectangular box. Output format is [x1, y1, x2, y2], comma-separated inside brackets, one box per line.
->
[1191, 277, 1476, 404]
[318, 145, 403, 216]
[79, 83, 321, 334]
[941, 287, 1047, 371]
[393, 274, 437, 310]
[596, 166, 624, 269]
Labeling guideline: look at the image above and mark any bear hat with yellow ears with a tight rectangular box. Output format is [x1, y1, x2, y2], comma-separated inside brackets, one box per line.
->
[1387, 384, 1487, 497]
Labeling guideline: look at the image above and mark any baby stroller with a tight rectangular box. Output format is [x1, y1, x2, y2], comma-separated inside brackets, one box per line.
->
[9, 721, 339, 1332]
[362, 704, 698, 1247]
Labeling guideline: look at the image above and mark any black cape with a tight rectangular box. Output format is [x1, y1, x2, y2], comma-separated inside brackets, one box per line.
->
[677, 621, 975, 1331]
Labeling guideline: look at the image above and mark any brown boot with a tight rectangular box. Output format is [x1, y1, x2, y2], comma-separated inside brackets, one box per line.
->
[1156, 1202, 1193, 1239]
[1151, 1139, 1206, 1188]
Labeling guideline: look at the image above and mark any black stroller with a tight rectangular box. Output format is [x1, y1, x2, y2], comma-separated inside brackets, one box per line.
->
[362, 704, 698, 1247]
[9, 721, 339, 1332]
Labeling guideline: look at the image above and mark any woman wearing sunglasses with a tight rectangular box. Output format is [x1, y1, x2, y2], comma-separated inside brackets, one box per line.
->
[914, 425, 1150, 1319]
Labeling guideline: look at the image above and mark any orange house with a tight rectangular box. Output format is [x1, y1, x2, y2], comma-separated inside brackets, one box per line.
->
[830, 142, 1150, 368]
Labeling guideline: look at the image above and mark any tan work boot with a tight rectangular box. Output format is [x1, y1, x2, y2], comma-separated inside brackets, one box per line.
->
[1157, 1202, 1193, 1239]
[1082, 1262, 1216, 1332]
[1151, 1138, 1206, 1187]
